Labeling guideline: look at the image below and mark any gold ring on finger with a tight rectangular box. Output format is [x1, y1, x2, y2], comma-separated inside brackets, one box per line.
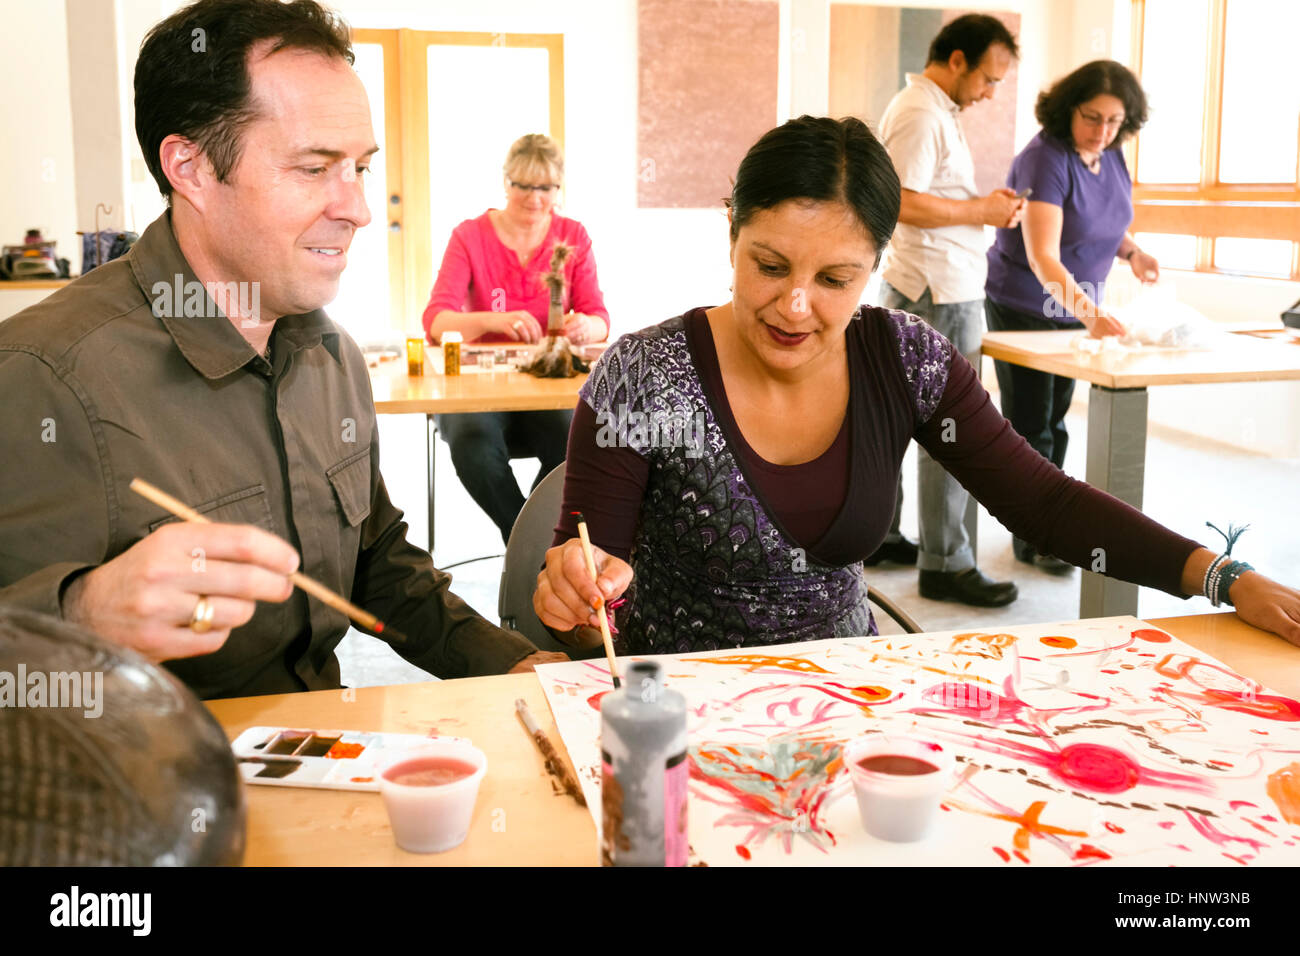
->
[189, 595, 215, 633]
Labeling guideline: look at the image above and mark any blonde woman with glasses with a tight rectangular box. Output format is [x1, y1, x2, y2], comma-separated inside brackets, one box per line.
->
[423, 133, 609, 541]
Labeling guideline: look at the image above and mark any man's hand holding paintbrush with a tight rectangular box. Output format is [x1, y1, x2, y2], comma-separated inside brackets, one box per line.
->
[61, 520, 300, 663]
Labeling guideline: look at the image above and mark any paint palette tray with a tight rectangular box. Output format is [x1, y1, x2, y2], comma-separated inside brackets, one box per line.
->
[230, 726, 467, 792]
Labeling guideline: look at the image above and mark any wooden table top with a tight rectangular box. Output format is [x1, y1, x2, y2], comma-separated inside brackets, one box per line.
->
[981, 328, 1300, 389]
[368, 359, 587, 415]
[205, 611, 1299, 866]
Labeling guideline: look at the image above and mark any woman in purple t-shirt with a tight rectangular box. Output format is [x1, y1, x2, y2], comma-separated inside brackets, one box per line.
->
[985, 61, 1160, 570]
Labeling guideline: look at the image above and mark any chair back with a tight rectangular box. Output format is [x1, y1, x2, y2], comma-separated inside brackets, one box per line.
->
[498, 463, 602, 657]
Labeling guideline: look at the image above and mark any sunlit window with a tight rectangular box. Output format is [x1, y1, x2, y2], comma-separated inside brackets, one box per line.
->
[1135, 0, 1210, 185]
[1214, 238, 1294, 277]
[1218, 0, 1300, 184]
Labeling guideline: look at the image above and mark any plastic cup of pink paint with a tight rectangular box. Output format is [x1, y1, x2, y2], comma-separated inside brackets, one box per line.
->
[844, 735, 954, 843]
[377, 739, 487, 853]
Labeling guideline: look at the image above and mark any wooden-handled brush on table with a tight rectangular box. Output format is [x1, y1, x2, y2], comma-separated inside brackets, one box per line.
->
[518, 242, 591, 379]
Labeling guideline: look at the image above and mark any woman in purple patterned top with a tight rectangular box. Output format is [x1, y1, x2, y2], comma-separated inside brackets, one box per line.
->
[533, 116, 1300, 655]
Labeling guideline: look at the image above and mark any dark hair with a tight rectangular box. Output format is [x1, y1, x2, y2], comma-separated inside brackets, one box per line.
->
[726, 115, 900, 270]
[1035, 60, 1148, 149]
[135, 0, 354, 201]
[927, 13, 1019, 68]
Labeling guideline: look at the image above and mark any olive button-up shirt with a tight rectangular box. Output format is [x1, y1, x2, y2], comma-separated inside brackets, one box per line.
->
[0, 212, 537, 698]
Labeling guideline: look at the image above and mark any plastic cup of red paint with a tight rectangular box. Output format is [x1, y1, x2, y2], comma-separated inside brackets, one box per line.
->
[377, 740, 487, 853]
[844, 735, 953, 843]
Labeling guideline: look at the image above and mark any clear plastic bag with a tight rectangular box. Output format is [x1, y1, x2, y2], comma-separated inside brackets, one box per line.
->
[1111, 282, 1223, 349]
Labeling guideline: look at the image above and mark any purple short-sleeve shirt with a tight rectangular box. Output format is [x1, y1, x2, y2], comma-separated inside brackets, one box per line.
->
[985, 130, 1133, 320]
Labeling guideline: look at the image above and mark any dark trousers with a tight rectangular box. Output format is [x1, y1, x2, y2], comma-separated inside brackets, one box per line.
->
[984, 297, 1083, 471]
[436, 409, 573, 544]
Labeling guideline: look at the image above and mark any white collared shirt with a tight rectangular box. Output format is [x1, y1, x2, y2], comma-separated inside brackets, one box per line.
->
[878, 73, 987, 304]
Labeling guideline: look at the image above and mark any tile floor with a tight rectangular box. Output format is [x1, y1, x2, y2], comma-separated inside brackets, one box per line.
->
[337, 386, 1300, 688]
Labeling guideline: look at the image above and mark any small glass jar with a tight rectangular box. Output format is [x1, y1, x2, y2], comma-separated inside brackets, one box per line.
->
[405, 337, 425, 376]
[442, 331, 462, 376]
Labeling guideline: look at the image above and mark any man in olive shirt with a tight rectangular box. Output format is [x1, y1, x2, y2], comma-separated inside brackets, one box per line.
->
[0, 0, 561, 697]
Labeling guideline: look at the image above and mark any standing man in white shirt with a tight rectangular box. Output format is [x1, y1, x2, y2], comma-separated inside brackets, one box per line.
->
[875, 14, 1026, 607]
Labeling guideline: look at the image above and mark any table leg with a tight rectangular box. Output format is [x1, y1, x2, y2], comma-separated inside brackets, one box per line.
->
[1080, 385, 1148, 618]
[427, 413, 437, 558]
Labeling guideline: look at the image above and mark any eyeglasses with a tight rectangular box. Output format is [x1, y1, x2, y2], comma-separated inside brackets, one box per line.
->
[978, 67, 1002, 87]
[508, 181, 560, 194]
[1076, 108, 1126, 130]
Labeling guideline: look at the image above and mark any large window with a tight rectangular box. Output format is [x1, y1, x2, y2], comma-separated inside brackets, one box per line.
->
[1128, 0, 1300, 280]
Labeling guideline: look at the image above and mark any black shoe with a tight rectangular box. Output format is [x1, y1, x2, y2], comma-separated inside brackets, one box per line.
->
[864, 536, 919, 567]
[1013, 538, 1074, 574]
[919, 568, 1019, 607]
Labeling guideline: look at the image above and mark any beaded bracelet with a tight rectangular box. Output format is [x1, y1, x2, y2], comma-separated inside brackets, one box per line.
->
[1213, 561, 1255, 608]
[1202, 553, 1229, 603]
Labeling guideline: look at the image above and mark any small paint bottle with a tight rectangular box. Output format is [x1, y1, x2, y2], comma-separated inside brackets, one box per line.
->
[442, 330, 462, 376]
[600, 660, 688, 866]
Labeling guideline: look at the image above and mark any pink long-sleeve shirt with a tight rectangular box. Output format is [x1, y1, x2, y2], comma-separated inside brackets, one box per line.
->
[422, 211, 610, 344]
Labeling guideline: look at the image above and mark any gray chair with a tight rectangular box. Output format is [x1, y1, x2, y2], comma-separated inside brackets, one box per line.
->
[498, 463, 602, 658]
[497, 463, 924, 652]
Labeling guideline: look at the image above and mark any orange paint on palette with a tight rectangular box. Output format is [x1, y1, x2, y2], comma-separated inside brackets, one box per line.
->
[1266, 763, 1300, 824]
[1132, 628, 1171, 643]
[324, 741, 364, 760]
[735, 844, 751, 860]
[1039, 636, 1078, 649]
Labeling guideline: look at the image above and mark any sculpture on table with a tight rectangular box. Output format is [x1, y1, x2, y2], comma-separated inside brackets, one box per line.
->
[519, 242, 591, 379]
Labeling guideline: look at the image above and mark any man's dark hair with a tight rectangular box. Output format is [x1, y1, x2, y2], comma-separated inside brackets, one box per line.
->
[135, 0, 354, 201]
[727, 115, 900, 271]
[927, 13, 1019, 68]
[1035, 59, 1148, 150]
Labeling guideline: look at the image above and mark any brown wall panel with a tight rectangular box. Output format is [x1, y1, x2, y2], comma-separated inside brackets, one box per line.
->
[638, 0, 780, 208]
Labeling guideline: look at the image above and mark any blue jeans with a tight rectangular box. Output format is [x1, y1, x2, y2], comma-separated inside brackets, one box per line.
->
[879, 282, 984, 573]
[436, 409, 573, 544]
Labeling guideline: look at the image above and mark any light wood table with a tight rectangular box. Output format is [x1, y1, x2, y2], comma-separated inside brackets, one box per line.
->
[982, 327, 1300, 618]
[368, 358, 586, 557]
[206, 611, 1298, 866]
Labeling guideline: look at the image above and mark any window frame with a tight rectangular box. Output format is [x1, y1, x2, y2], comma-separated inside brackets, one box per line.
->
[1127, 0, 1300, 280]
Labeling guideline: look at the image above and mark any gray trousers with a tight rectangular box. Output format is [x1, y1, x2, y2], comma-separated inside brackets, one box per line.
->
[879, 282, 983, 573]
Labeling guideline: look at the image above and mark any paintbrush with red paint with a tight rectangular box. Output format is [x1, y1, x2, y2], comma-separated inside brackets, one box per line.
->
[571, 511, 620, 689]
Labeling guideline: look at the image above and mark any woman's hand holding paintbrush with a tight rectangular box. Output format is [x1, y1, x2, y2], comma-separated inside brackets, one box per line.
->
[534, 534, 633, 652]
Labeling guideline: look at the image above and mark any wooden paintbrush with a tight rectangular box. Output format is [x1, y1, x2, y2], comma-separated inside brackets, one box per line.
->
[129, 478, 407, 645]
[515, 698, 586, 806]
[519, 243, 591, 379]
[571, 511, 620, 689]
